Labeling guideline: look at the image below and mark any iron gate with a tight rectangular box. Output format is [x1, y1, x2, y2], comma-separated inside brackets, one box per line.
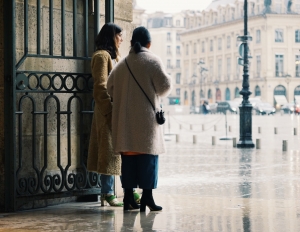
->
[4, 0, 113, 212]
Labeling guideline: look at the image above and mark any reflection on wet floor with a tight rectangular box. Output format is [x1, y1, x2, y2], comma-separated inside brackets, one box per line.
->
[0, 115, 300, 231]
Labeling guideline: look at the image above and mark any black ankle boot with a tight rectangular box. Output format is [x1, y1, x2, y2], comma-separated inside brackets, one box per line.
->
[140, 189, 162, 212]
[123, 189, 140, 211]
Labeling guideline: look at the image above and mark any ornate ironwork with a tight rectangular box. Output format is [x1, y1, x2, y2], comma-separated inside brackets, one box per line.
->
[4, 0, 105, 211]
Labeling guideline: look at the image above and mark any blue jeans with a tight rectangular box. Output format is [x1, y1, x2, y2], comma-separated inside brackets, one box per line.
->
[100, 174, 114, 194]
[101, 175, 136, 194]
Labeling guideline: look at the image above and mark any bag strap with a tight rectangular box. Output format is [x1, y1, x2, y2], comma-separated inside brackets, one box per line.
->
[125, 58, 156, 111]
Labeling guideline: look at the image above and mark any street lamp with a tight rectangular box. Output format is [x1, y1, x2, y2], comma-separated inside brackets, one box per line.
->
[284, 74, 291, 102]
[197, 61, 208, 113]
[236, 0, 255, 148]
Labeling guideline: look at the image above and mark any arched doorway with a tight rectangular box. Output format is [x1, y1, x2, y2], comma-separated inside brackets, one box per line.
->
[225, 88, 230, 100]
[255, 85, 261, 97]
[192, 90, 195, 106]
[274, 85, 287, 109]
[294, 85, 300, 104]
[234, 87, 240, 98]
[274, 85, 286, 95]
[216, 88, 221, 102]
[184, 91, 188, 105]
[200, 89, 204, 99]
[208, 89, 212, 103]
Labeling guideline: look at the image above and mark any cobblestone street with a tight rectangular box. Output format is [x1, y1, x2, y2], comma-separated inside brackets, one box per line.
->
[0, 114, 299, 231]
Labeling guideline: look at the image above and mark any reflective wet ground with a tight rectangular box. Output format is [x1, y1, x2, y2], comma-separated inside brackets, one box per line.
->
[0, 114, 300, 231]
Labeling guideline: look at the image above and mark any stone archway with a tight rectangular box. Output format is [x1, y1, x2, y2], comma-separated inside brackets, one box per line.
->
[255, 85, 261, 96]
[192, 90, 196, 106]
[216, 88, 221, 102]
[184, 91, 188, 105]
[294, 85, 300, 104]
[225, 88, 231, 100]
[235, 87, 240, 98]
[208, 89, 212, 103]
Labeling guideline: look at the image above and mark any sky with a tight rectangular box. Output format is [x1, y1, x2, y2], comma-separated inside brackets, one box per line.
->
[136, 0, 212, 14]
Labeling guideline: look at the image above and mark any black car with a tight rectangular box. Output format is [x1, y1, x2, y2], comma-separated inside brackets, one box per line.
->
[254, 102, 276, 115]
[217, 101, 238, 114]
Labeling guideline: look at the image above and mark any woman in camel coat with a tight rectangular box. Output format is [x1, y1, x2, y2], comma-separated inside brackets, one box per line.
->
[87, 23, 123, 207]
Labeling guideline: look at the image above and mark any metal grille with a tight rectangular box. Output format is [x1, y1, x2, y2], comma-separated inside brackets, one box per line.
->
[4, 0, 105, 211]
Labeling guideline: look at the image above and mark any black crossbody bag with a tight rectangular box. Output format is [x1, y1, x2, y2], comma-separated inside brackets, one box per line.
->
[125, 58, 165, 125]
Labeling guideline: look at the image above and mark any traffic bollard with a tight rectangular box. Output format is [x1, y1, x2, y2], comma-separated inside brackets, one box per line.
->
[193, 135, 197, 144]
[282, 140, 288, 151]
[212, 136, 216, 145]
[256, 139, 261, 149]
[176, 134, 180, 143]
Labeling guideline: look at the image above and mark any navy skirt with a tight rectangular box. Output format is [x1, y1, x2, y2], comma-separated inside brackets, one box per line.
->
[121, 154, 158, 189]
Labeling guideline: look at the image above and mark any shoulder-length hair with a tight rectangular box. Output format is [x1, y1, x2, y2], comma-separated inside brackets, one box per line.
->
[95, 23, 122, 59]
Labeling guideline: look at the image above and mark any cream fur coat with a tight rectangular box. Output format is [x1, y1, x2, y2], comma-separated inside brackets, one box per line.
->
[107, 47, 172, 155]
[87, 50, 121, 175]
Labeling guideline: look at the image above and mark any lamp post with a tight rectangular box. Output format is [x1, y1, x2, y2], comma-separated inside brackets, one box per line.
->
[197, 60, 208, 113]
[237, 0, 255, 148]
[284, 74, 291, 102]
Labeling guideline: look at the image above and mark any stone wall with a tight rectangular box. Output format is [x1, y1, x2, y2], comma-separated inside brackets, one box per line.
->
[0, 0, 134, 211]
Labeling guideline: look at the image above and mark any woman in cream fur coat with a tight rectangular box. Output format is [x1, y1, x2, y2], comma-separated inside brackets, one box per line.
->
[107, 26, 172, 212]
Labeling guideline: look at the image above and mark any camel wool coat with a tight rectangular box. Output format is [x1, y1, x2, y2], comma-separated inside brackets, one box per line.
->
[107, 47, 172, 155]
[87, 50, 121, 175]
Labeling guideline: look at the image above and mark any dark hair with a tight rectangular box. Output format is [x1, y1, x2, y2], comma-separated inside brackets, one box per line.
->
[95, 23, 122, 59]
[130, 26, 151, 53]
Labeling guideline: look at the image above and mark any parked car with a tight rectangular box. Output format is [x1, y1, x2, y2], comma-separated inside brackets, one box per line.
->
[253, 102, 276, 115]
[281, 103, 296, 114]
[190, 106, 200, 114]
[217, 101, 238, 114]
[208, 103, 218, 114]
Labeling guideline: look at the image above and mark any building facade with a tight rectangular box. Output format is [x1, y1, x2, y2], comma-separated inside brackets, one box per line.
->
[146, 11, 187, 105]
[180, 0, 300, 108]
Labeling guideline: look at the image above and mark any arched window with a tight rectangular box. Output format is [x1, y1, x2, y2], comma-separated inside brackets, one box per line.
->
[295, 86, 300, 104]
[184, 91, 188, 105]
[294, 86, 300, 95]
[200, 89, 204, 98]
[192, 90, 195, 106]
[225, 88, 231, 101]
[216, 88, 221, 102]
[255, 85, 261, 96]
[184, 91, 188, 100]
[274, 85, 286, 96]
[208, 89, 212, 100]
[235, 87, 240, 98]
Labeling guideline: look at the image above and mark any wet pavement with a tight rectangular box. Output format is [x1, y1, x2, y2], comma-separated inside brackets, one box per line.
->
[0, 114, 300, 231]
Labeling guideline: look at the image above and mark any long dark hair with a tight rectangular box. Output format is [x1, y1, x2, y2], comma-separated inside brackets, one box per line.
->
[95, 23, 122, 59]
[130, 26, 151, 54]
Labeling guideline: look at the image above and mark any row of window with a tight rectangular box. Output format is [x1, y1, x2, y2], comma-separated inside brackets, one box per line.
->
[178, 54, 299, 83]
[275, 54, 300, 77]
[166, 46, 181, 55]
[167, 59, 181, 69]
[183, 29, 300, 55]
[166, 32, 180, 41]
[185, 3, 300, 29]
